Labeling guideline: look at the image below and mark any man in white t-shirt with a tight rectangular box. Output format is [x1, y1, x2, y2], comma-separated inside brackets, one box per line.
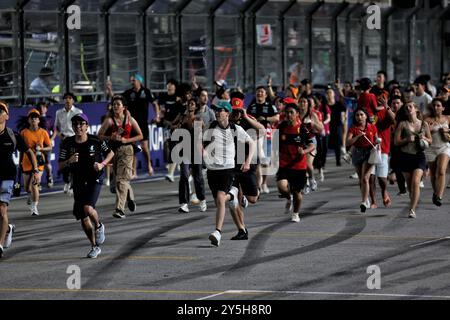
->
[53, 92, 83, 193]
[412, 78, 433, 114]
[203, 101, 255, 247]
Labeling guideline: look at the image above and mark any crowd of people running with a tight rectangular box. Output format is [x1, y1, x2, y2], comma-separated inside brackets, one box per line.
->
[1, 71, 450, 258]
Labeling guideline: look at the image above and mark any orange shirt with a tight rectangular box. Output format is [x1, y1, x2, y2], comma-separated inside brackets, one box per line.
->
[20, 128, 51, 172]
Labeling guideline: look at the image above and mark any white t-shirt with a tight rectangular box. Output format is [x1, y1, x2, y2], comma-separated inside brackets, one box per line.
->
[412, 92, 432, 114]
[203, 123, 251, 170]
[55, 105, 83, 138]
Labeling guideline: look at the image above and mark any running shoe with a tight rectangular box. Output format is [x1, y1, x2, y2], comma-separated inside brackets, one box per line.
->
[178, 203, 189, 213]
[228, 186, 239, 209]
[432, 193, 442, 207]
[199, 200, 207, 212]
[261, 184, 270, 194]
[291, 212, 300, 223]
[4, 224, 14, 248]
[165, 174, 175, 182]
[408, 209, 416, 219]
[240, 196, 248, 209]
[310, 179, 318, 191]
[95, 223, 105, 245]
[231, 229, 248, 240]
[209, 230, 221, 247]
[0, 244, 3, 258]
[87, 246, 101, 258]
[112, 209, 126, 219]
[127, 199, 137, 212]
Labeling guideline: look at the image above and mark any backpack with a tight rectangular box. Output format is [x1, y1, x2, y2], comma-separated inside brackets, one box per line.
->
[6, 127, 17, 150]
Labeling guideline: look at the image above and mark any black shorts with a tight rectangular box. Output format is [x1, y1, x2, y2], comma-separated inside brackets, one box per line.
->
[138, 121, 149, 141]
[72, 180, 102, 220]
[233, 165, 258, 197]
[207, 169, 235, 198]
[276, 168, 307, 193]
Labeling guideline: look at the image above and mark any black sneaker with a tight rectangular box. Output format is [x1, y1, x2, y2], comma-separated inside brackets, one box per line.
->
[127, 200, 137, 212]
[112, 209, 126, 219]
[231, 229, 248, 240]
[432, 193, 442, 207]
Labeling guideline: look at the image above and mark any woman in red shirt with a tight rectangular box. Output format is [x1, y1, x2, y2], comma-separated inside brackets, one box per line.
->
[347, 108, 379, 212]
[98, 95, 143, 219]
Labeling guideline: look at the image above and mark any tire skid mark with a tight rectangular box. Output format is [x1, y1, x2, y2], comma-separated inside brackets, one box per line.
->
[145, 207, 369, 288]
[80, 216, 206, 291]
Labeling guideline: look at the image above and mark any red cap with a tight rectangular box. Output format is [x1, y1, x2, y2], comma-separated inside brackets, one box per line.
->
[283, 97, 297, 105]
[231, 97, 245, 110]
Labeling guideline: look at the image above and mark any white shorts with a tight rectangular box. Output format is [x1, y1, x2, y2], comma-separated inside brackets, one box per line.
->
[425, 144, 450, 162]
[370, 153, 389, 178]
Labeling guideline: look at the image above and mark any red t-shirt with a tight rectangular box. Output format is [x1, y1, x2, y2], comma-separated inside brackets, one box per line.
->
[349, 123, 378, 148]
[358, 92, 378, 117]
[373, 109, 394, 154]
[277, 120, 311, 170]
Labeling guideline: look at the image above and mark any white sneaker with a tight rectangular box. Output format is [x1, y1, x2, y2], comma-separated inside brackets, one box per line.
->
[261, 184, 270, 194]
[95, 223, 105, 245]
[64, 183, 70, 193]
[30, 204, 39, 216]
[241, 196, 249, 209]
[165, 174, 175, 182]
[291, 212, 300, 223]
[319, 170, 324, 182]
[303, 186, 310, 195]
[310, 179, 317, 191]
[209, 230, 221, 247]
[4, 224, 14, 248]
[178, 203, 189, 213]
[408, 209, 416, 218]
[68, 187, 73, 197]
[105, 179, 110, 187]
[199, 200, 207, 212]
[87, 246, 101, 258]
[228, 186, 239, 209]
[419, 181, 425, 188]
[0, 244, 3, 258]
[349, 172, 359, 179]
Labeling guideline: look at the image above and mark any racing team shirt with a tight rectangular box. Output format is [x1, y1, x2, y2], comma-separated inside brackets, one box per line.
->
[59, 134, 111, 183]
[247, 101, 278, 140]
[276, 120, 312, 171]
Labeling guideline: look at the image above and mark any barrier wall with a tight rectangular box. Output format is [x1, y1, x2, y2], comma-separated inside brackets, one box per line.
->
[8, 102, 165, 184]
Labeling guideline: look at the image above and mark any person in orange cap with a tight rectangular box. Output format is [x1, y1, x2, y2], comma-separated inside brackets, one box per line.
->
[20, 108, 52, 216]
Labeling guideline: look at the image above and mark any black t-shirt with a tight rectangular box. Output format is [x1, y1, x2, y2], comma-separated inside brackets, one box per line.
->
[246, 101, 278, 128]
[0, 128, 29, 180]
[122, 87, 155, 124]
[59, 134, 111, 183]
[159, 93, 185, 123]
[329, 102, 346, 128]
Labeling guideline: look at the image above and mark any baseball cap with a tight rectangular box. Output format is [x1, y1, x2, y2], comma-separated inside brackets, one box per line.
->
[63, 92, 76, 100]
[27, 108, 41, 118]
[0, 101, 8, 115]
[133, 74, 144, 84]
[283, 97, 297, 105]
[231, 98, 245, 110]
[212, 100, 232, 113]
[215, 79, 228, 90]
[71, 113, 89, 124]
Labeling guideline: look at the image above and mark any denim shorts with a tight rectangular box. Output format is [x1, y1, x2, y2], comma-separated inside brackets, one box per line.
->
[352, 147, 371, 166]
[0, 180, 14, 205]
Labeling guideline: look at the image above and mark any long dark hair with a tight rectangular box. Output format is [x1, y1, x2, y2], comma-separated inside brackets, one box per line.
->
[352, 108, 369, 128]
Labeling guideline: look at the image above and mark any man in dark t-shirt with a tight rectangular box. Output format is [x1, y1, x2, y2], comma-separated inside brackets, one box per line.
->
[58, 113, 114, 259]
[122, 74, 159, 176]
[0, 101, 38, 258]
